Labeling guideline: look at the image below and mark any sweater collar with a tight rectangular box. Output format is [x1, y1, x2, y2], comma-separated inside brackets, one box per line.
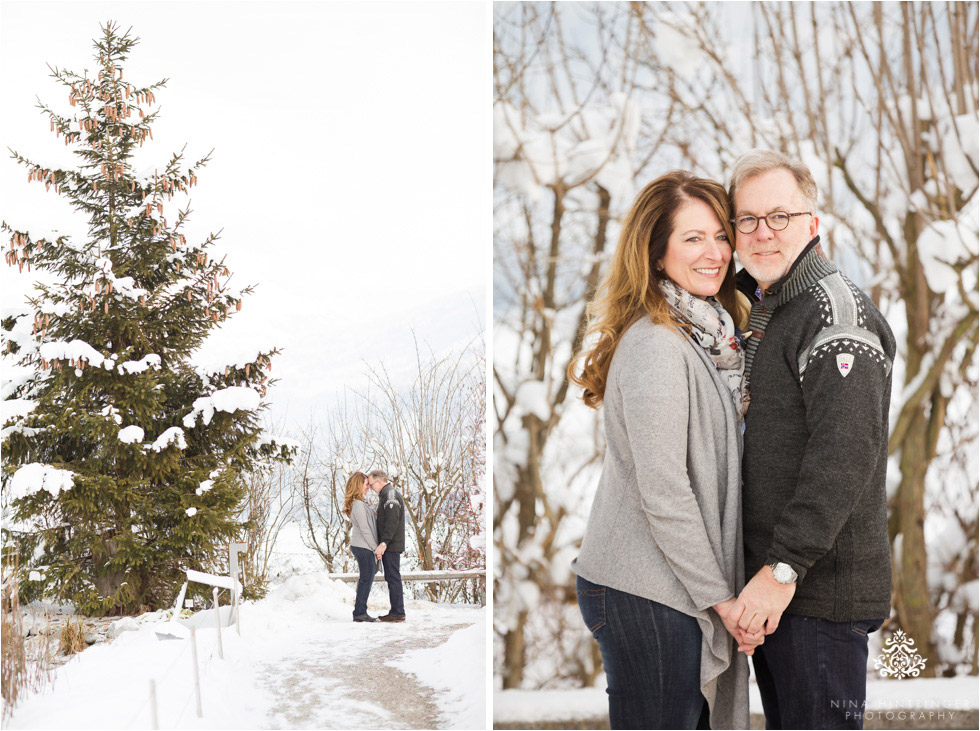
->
[738, 236, 836, 309]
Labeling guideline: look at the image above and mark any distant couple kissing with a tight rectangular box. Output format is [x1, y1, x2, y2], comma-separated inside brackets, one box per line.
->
[343, 470, 407, 623]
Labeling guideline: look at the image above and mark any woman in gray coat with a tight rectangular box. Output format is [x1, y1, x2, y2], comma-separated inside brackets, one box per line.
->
[568, 171, 757, 729]
[343, 471, 379, 622]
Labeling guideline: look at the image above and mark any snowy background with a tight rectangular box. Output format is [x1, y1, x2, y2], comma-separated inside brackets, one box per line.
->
[0, 0, 487, 425]
[1, 2, 488, 727]
[0, 0, 489, 604]
[493, 1, 978, 723]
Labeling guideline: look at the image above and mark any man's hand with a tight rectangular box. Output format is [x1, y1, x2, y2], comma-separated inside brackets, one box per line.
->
[732, 566, 796, 636]
[713, 598, 766, 656]
[374, 542, 387, 560]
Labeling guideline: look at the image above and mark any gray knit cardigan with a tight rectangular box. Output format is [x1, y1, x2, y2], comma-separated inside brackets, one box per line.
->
[350, 499, 379, 551]
[573, 316, 749, 730]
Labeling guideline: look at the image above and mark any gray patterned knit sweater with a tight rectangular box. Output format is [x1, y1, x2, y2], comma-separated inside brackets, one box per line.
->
[736, 237, 895, 622]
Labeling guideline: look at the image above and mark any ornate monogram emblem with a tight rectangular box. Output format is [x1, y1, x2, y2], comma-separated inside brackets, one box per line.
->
[874, 629, 927, 678]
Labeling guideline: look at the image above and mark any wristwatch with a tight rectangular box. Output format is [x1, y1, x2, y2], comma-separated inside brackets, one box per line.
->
[769, 561, 798, 584]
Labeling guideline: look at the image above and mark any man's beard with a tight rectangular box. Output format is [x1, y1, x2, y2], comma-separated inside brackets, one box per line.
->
[739, 255, 792, 288]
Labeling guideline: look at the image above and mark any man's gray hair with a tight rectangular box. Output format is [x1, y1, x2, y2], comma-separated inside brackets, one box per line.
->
[368, 469, 388, 483]
[728, 149, 818, 211]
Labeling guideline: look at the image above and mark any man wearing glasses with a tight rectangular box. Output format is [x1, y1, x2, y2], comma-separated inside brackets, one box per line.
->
[726, 150, 895, 729]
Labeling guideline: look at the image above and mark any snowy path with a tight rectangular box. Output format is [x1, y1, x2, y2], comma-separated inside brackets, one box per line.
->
[259, 620, 471, 729]
[5, 573, 485, 730]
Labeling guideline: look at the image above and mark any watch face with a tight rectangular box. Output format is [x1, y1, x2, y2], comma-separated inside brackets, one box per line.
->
[774, 564, 795, 583]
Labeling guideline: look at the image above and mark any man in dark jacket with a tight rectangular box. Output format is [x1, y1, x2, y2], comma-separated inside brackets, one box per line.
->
[367, 469, 406, 621]
[728, 150, 895, 729]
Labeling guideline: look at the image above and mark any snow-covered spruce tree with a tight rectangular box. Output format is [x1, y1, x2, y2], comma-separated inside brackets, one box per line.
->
[1, 23, 288, 615]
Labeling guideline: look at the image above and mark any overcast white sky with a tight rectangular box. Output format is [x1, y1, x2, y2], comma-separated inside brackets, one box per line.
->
[0, 0, 487, 428]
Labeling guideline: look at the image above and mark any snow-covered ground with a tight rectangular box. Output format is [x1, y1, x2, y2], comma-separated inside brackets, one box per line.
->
[6, 572, 485, 730]
[390, 621, 486, 730]
[494, 676, 980, 726]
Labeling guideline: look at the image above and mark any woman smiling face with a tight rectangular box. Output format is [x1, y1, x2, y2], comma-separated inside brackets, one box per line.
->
[659, 198, 733, 299]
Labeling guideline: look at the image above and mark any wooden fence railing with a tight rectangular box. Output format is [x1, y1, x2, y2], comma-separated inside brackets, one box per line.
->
[326, 569, 485, 583]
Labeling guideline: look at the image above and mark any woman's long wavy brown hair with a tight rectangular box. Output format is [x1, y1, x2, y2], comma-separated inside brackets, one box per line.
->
[568, 171, 746, 409]
[342, 471, 368, 517]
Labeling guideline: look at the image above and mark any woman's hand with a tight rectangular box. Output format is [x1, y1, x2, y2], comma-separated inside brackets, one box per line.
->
[713, 598, 765, 656]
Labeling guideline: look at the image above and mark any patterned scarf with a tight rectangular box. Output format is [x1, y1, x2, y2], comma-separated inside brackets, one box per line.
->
[660, 279, 749, 420]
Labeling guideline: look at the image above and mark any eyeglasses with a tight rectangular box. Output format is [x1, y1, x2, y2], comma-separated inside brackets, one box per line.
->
[731, 211, 811, 234]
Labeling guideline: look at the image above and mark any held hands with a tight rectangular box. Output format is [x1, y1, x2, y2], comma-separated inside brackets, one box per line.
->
[731, 565, 796, 637]
[374, 542, 387, 561]
[714, 565, 795, 655]
[713, 598, 765, 656]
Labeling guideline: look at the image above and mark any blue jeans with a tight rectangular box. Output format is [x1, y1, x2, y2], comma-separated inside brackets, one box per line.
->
[381, 551, 405, 616]
[350, 546, 376, 617]
[577, 575, 709, 730]
[752, 613, 882, 729]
